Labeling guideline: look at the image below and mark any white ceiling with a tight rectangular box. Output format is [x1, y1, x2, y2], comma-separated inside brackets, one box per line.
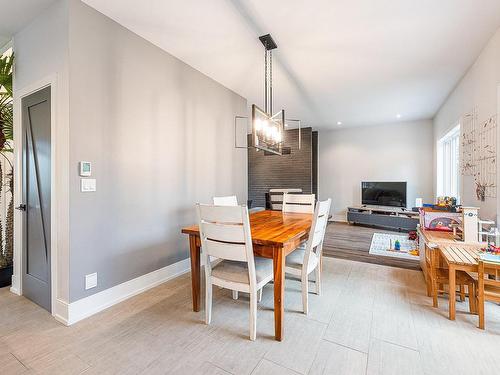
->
[0, 0, 57, 49]
[78, 1, 500, 127]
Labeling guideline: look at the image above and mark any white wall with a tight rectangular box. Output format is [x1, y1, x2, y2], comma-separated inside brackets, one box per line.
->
[318, 120, 433, 221]
[434, 27, 500, 222]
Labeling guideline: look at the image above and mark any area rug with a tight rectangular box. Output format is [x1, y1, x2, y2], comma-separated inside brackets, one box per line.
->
[369, 233, 419, 260]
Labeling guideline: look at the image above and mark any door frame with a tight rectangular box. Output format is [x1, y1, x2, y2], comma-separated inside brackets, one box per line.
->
[12, 74, 58, 314]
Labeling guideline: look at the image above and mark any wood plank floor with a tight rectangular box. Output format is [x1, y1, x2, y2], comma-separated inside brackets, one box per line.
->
[323, 222, 420, 270]
[1, 257, 500, 374]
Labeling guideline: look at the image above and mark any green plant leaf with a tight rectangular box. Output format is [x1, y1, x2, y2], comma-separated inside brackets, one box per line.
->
[0, 53, 13, 97]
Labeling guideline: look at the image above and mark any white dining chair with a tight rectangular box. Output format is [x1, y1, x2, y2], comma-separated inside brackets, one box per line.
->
[282, 193, 316, 214]
[213, 195, 238, 206]
[269, 188, 302, 210]
[285, 198, 331, 314]
[212, 195, 240, 299]
[197, 204, 273, 341]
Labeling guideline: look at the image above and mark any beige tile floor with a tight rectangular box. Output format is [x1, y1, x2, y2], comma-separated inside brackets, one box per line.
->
[1, 258, 499, 375]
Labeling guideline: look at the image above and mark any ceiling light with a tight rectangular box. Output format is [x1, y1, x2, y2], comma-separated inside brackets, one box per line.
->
[250, 34, 294, 156]
[396, 114, 401, 119]
[337, 121, 342, 125]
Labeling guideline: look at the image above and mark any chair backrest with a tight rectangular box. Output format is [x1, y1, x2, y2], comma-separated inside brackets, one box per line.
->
[282, 193, 316, 214]
[213, 195, 238, 206]
[478, 260, 500, 299]
[196, 204, 256, 286]
[302, 199, 332, 269]
[268, 188, 302, 210]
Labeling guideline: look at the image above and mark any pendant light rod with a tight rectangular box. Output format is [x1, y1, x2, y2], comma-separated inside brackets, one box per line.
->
[264, 47, 268, 113]
[259, 34, 277, 115]
[270, 49, 273, 114]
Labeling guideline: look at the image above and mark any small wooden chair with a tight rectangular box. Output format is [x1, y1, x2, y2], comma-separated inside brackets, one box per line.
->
[477, 260, 500, 329]
[431, 267, 477, 314]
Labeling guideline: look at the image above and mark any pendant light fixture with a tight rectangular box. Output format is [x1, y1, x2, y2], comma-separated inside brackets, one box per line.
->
[251, 34, 285, 155]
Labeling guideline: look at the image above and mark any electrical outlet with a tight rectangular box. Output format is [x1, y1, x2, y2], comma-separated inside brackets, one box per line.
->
[85, 272, 97, 290]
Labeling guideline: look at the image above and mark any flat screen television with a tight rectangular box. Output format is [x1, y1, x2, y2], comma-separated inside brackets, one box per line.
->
[361, 181, 407, 208]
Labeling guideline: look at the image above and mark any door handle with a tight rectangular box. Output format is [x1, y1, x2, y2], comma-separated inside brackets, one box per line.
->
[15, 204, 27, 211]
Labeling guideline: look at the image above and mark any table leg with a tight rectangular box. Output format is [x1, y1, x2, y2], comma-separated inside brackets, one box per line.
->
[448, 265, 456, 320]
[189, 235, 201, 312]
[430, 251, 438, 308]
[273, 247, 285, 341]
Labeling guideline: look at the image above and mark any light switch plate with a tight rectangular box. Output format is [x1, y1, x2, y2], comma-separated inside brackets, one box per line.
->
[81, 178, 96, 192]
[85, 273, 97, 290]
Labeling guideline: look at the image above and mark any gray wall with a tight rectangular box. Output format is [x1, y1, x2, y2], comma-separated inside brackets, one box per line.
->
[67, 1, 247, 301]
[14, 0, 71, 302]
[248, 128, 313, 208]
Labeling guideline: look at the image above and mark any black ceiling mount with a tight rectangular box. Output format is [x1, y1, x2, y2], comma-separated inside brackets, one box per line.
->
[259, 34, 277, 50]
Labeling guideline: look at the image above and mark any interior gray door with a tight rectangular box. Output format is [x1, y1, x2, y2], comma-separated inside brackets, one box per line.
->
[21, 86, 51, 312]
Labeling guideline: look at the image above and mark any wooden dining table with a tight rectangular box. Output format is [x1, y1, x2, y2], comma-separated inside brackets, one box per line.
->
[181, 209, 313, 341]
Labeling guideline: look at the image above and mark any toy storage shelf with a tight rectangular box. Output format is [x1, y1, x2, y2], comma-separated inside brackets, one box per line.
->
[347, 205, 419, 231]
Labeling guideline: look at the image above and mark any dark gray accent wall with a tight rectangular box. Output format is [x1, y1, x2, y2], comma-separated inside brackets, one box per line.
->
[248, 127, 314, 208]
[312, 131, 318, 196]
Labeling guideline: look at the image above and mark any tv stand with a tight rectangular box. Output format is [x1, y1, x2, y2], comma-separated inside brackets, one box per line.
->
[347, 205, 419, 231]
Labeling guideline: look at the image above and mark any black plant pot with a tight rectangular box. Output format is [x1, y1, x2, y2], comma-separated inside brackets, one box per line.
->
[0, 266, 13, 288]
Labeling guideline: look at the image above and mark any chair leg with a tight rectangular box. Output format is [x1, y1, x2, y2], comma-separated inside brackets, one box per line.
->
[431, 272, 438, 308]
[232, 290, 239, 300]
[425, 272, 432, 297]
[467, 283, 473, 313]
[468, 283, 477, 314]
[206, 281, 212, 325]
[459, 284, 465, 302]
[257, 288, 263, 303]
[478, 286, 485, 330]
[315, 266, 321, 295]
[249, 291, 257, 341]
[302, 274, 309, 315]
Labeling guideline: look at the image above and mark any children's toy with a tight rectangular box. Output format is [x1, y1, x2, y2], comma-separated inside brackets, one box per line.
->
[483, 232, 500, 254]
[487, 227, 500, 249]
[434, 196, 458, 211]
[394, 240, 401, 251]
[420, 208, 462, 232]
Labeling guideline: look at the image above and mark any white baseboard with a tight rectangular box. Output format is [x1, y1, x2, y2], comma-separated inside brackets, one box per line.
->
[54, 258, 191, 326]
[10, 275, 20, 295]
[332, 213, 348, 222]
[53, 298, 70, 325]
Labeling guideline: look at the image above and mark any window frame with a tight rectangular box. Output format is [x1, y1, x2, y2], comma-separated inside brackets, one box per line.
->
[437, 124, 461, 201]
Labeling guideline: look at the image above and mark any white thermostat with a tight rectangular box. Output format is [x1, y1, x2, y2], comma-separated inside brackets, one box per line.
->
[79, 161, 92, 177]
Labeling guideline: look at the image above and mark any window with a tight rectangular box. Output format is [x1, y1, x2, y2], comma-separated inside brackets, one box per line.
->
[437, 124, 460, 199]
